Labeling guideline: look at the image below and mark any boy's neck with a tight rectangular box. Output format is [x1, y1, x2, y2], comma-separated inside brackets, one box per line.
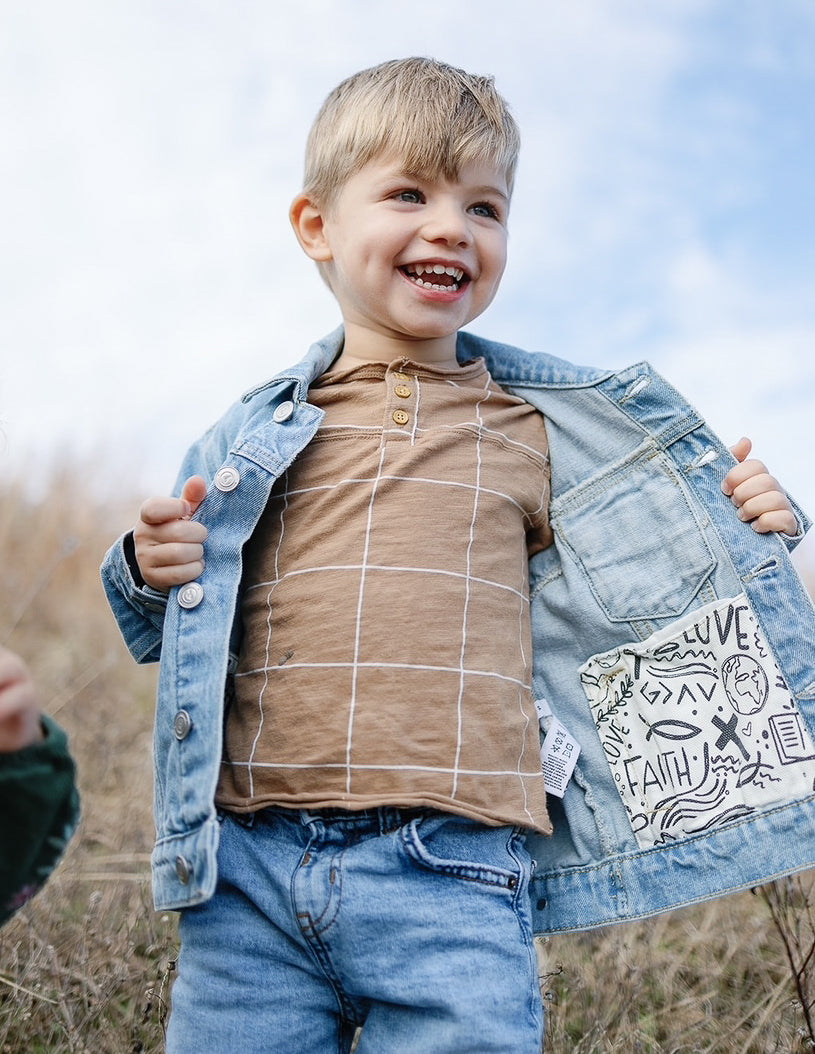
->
[333, 322, 461, 371]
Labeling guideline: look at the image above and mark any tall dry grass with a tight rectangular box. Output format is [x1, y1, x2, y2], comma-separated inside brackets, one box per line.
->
[0, 468, 814, 1052]
[0, 470, 173, 1053]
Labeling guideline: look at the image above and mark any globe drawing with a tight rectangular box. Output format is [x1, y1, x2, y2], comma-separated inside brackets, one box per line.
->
[721, 654, 768, 715]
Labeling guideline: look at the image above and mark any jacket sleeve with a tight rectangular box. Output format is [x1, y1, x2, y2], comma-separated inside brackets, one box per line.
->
[0, 715, 79, 924]
[780, 492, 810, 552]
[100, 406, 242, 664]
[100, 531, 171, 664]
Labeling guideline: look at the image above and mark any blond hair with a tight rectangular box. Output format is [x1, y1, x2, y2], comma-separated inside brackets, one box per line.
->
[302, 57, 520, 208]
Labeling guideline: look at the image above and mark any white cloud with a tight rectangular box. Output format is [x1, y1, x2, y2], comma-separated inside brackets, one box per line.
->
[1, 0, 811, 528]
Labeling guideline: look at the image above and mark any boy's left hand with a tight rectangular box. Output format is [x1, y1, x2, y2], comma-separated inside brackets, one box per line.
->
[722, 437, 797, 536]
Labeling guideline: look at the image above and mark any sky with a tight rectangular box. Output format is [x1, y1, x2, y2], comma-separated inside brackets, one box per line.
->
[1, 1, 813, 562]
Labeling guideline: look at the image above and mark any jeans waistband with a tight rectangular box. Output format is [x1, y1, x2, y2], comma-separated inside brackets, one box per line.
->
[224, 804, 433, 835]
[298, 806, 431, 834]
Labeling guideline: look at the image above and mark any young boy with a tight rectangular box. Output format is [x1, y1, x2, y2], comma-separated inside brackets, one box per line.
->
[102, 58, 812, 1052]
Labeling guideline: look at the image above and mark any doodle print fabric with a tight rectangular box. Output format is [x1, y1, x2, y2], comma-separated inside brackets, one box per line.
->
[580, 594, 815, 849]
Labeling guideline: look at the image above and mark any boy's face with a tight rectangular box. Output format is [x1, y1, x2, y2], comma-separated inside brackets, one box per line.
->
[297, 157, 510, 359]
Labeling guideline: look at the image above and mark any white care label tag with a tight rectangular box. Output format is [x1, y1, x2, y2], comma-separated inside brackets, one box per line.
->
[534, 697, 553, 722]
[534, 699, 581, 798]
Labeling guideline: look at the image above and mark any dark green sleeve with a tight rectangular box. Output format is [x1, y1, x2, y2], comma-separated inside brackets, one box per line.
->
[0, 714, 80, 924]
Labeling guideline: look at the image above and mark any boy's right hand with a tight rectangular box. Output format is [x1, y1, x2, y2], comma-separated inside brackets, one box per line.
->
[133, 475, 209, 591]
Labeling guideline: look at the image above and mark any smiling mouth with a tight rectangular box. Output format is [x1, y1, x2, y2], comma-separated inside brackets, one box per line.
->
[401, 263, 468, 292]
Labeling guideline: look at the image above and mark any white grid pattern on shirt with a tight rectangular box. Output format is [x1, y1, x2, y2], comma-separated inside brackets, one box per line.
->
[236, 661, 528, 688]
[246, 472, 288, 798]
[318, 420, 548, 461]
[227, 760, 544, 777]
[451, 372, 490, 797]
[225, 362, 550, 830]
[243, 564, 528, 602]
[344, 441, 389, 793]
[251, 476, 538, 527]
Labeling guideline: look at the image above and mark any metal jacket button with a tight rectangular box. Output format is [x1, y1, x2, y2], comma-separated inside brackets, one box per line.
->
[174, 710, 193, 740]
[214, 467, 240, 492]
[178, 582, 204, 609]
[273, 400, 295, 423]
[176, 856, 192, 884]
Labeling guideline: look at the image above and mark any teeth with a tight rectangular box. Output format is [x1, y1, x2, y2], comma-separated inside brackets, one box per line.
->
[409, 263, 465, 281]
[414, 278, 455, 290]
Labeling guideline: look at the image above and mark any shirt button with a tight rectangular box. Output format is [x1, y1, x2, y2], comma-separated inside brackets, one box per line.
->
[273, 400, 295, 423]
[394, 372, 409, 383]
[178, 582, 204, 609]
[394, 385, 411, 398]
[392, 409, 410, 426]
[214, 466, 240, 492]
[176, 856, 192, 885]
[174, 709, 193, 740]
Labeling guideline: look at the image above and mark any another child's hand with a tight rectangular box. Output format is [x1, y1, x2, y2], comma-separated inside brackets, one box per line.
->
[722, 438, 797, 536]
[133, 476, 209, 591]
[0, 647, 44, 753]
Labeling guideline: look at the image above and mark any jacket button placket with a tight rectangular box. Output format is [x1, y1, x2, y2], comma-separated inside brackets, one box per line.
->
[177, 582, 204, 609]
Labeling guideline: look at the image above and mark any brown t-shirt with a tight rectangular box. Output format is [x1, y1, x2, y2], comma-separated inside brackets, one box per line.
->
[215, 357, 554, 833]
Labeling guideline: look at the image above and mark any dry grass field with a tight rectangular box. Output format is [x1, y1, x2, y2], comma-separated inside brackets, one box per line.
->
[1, 469, 814, 1053]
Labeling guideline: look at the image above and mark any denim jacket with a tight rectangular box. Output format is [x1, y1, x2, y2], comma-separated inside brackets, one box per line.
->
[101, 326, 815, 931]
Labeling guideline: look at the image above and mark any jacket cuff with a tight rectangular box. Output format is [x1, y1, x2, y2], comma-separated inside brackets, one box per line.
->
[779, 494, 810, 553]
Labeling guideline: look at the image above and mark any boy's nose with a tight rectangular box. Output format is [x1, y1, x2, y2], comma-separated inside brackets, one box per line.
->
[421, 202, 472, 247]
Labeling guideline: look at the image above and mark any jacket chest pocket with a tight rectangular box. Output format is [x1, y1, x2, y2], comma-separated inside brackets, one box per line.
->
[551, 450, 716, 622]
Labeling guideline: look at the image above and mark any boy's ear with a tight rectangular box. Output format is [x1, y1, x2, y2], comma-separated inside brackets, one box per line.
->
[290, 193, 333, 262]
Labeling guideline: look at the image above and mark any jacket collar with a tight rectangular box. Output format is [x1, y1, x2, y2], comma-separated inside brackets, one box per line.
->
[242, 324, 614, 406]
[241, 326, 345, 404]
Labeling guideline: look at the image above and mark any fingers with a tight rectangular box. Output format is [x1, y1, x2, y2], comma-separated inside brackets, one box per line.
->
[740, 505, 798, 535]
[134, 475, 209, 590]
[139, 476, 208, 526]
[722, 458, 770, 498]
[732, 484, 798, 534]
[136, 543, 207, 591]
[728, 436, 752, 465]
[722, 458, 797, 536]
[139, 494, 192, 527]
[134, 521, 208, 590]
[136, 508, 209, 545]
[181, 475, 208, 516]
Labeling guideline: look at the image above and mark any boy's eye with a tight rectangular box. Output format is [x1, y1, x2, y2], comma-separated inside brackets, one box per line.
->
[470, 201, 501, 220]
[394, 188, 424, 204]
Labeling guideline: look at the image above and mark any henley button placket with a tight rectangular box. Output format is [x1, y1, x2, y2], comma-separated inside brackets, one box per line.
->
[385, 367, 416, 434]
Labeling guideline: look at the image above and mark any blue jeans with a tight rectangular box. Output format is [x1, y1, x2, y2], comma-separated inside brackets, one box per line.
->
[166, 807, 544, 1053]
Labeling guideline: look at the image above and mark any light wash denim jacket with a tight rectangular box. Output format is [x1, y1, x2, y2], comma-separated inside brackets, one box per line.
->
[101, 327, 815, 931]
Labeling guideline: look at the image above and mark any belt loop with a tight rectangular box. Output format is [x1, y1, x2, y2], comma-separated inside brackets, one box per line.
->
[299, 808, 325, 838]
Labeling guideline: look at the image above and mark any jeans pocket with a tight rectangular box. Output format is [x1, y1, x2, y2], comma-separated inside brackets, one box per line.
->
[400, 814, 529, 892]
